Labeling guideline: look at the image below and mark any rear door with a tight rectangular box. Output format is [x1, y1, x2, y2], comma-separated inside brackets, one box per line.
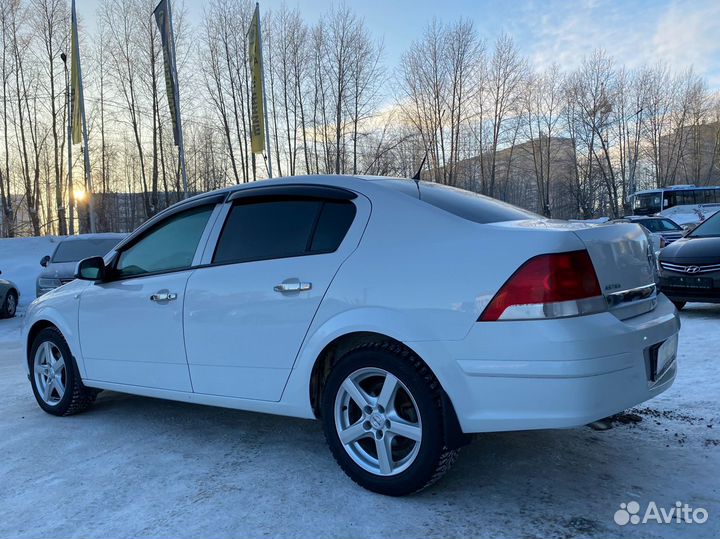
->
[183, 186, 370, 401]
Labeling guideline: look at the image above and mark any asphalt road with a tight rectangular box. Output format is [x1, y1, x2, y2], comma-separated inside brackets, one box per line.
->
[1, 305, 718, 539]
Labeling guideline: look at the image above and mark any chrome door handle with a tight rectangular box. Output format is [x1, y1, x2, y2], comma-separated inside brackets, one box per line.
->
[274, 280, 312, 293]
[150, 292, 177, 302]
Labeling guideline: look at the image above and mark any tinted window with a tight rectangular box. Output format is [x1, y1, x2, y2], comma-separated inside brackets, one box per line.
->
[213, 199, 356, 264]
[419, 182, 538, 224]
[689, 211, 720, 238]
[311, 201, 357, 252]
[116, 205, 214, 277]
[639, 218, 681, 232]
[52, 238, 122, 263]
[697, 188, 720, 204]
[667, 191, 696, 207]
[634, 193, 662, 213]
[214, 200, 319, 263]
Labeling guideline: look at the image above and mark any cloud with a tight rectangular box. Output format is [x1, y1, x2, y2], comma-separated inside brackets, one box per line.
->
[651, 0, 720, 85]
[514, 0, 720, 88]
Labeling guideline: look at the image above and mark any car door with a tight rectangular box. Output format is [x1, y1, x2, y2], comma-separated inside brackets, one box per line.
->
[79, 201, 220, 392]
[183, 186, 370, 401]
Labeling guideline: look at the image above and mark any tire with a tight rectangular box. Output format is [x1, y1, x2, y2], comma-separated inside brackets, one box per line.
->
[1, 289, 17, 319]
[321, 341, 459, 496]
[672, 300, 686, 311]
[29, 327, 97, 416]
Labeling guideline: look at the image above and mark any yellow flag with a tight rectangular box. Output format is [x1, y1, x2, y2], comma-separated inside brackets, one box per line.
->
[248, 4, 265, 154]
[70, 0, 83, 145]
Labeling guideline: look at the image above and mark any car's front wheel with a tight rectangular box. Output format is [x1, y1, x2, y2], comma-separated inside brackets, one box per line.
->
[29, 327, 97, 416]
[321, 342, 459, 496]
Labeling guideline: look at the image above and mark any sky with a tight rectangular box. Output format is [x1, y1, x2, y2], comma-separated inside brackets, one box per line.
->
[81, 0, 720, 88]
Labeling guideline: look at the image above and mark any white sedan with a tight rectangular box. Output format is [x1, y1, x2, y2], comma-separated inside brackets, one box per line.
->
[22, 176, 680, 496]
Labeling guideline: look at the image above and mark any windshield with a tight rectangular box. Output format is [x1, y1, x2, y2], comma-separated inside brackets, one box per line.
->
[640, 218, 681, 233]
[689, 212, 720, 238]
[52, 238, 121, 263]
[633, 193, 662, 214]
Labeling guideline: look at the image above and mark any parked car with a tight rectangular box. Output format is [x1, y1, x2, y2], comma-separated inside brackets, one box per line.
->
[611, 215, 684, 270]
[37, 234, 126, 297]
[611, 218, 665, 255]
[23, 176, 680, 496]
[658, 210, 720, 310]
[0, 270, 19, 319]
[621, 216, 684, 245]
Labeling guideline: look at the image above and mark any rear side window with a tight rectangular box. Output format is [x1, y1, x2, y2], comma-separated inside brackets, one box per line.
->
[418, 182, 538, 224]
[213, 199, 356, 264]
[311, 201, 357, 252]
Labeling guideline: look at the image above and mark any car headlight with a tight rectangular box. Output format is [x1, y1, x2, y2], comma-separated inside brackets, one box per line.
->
[38, 278, 62, 289]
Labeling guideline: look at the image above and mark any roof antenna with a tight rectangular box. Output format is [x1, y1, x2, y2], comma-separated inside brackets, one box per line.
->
[412, 110, 445, 181]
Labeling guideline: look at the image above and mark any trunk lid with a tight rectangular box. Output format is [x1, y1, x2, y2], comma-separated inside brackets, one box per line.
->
[500, 220, 658, 319]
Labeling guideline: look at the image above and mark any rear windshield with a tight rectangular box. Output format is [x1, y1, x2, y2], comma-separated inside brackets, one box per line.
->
[418, 182, 538, 224]
[640, 218, 681, 232]
[52, 238, 121, 263]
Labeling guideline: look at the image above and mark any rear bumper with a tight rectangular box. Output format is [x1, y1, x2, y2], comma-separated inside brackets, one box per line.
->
[410, 294, 680, 433]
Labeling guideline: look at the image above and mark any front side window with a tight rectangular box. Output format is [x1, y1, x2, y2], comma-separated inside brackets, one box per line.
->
[115, 205, 214, 278]
[213, 198, 356, 264]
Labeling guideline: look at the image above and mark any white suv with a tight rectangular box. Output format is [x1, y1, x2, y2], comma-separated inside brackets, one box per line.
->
[23, 176, 679, 495]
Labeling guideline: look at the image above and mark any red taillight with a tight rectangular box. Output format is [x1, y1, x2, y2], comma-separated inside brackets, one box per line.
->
[480, 250, 603, 321]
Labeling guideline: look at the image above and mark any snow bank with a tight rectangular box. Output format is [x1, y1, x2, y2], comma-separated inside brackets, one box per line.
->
[0, 236, 64, 307]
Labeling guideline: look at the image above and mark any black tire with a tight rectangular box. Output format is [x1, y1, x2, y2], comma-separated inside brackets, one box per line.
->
[321, 341, 459, 496]
[1, 289, 17, 319]
[29, 327, 97, 416]
[672, 300, 686, 311]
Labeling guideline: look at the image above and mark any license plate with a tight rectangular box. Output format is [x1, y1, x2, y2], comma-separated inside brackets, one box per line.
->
[654, 334, 678, 380]
[668, 276, 713, 289]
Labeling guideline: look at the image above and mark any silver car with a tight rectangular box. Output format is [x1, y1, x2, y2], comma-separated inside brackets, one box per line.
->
[0, 270, 19, 319]
[37, 234, 126, 297]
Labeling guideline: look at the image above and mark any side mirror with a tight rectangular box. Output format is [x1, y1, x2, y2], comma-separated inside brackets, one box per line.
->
[40, 255, 51, 267]
[75, 256, 106, 281]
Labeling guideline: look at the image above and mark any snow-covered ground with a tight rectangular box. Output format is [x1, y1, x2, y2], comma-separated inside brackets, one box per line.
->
[0, 239, 718, 538]
[0, 236, 63, 310]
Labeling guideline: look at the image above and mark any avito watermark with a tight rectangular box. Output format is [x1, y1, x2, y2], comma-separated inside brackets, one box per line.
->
[614, 501, 709, 526]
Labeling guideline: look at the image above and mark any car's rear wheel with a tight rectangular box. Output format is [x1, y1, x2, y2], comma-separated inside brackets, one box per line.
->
[30, 327, 97, 416]
[321, 342, 459, 496]
[672, 300, 686, 311]
[1, 289, 17, 318]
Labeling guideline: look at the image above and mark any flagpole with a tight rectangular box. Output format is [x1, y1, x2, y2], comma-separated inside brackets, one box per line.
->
[256, 3, 272, 179]
[72, 0, 96, 233]
[61, 52, 75, 235]
[168, 1, 188, 198]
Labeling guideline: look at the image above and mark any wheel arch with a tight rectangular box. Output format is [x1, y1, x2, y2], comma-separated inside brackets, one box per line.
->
[307, 330, 469, 450]
[26, 320, 59, 368]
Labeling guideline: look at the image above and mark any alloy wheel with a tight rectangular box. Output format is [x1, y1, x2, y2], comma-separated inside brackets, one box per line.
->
[33, 341, 66, 405]
[334, 367, 423, 476]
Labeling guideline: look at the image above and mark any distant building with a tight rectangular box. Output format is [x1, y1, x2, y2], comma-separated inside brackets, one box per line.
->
[658, 121, 720, 187]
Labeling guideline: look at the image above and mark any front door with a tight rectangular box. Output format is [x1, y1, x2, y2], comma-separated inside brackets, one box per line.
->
[79, 203, 217, 392]
[184, 190, 368, 401]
